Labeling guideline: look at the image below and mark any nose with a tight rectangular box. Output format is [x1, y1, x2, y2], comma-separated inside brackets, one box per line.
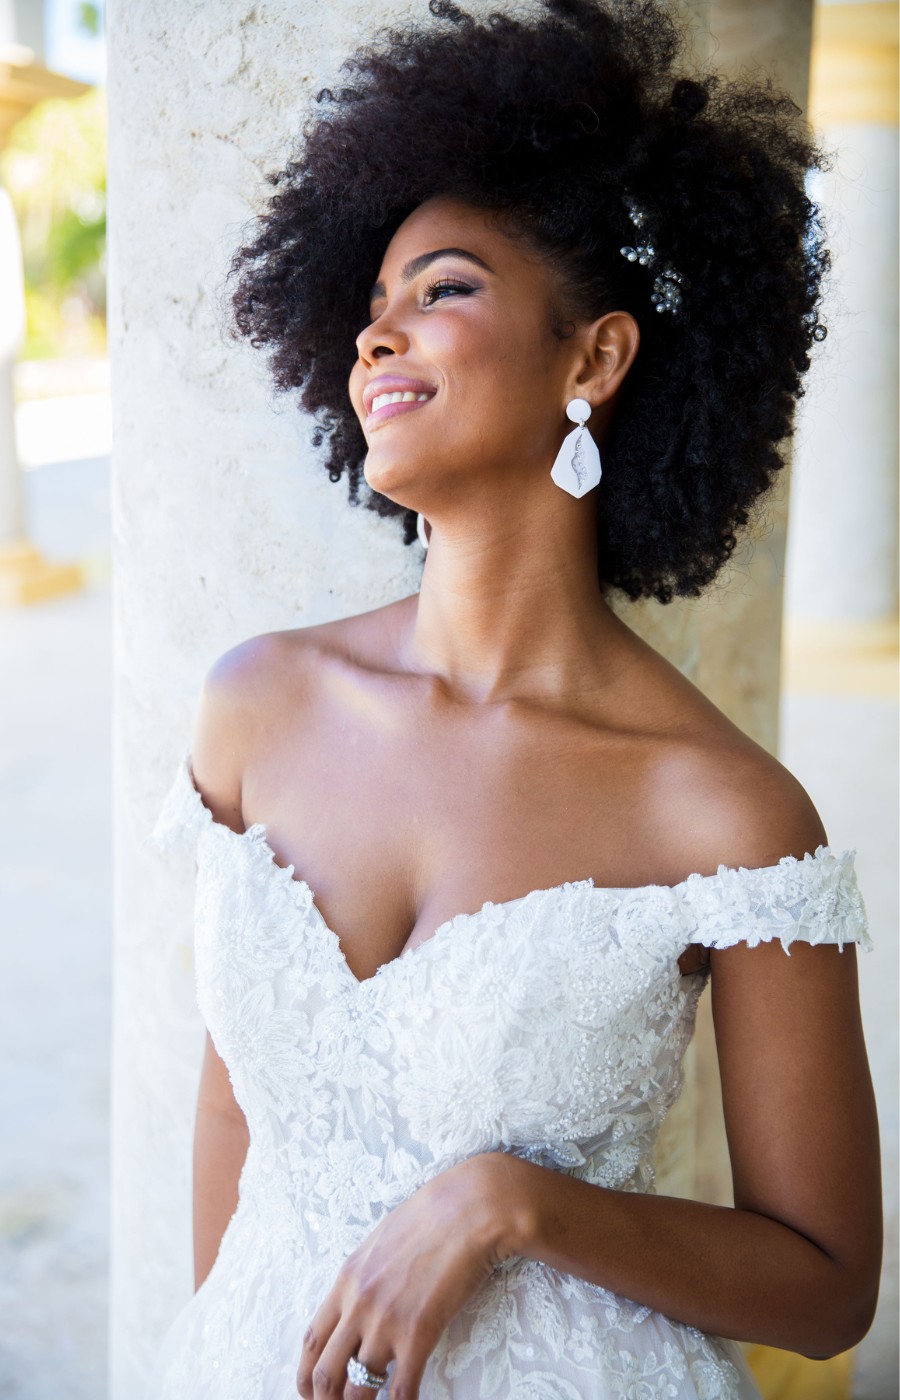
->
[356, 317, 409, 364]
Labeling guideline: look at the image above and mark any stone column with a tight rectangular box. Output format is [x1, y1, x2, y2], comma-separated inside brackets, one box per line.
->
[650, 0, 815, 1212]
[106, 5, 427, 1392]
[786, 0, 899, 628]
[0, 25, 89, 602]
[107, 1, 804, 1392]
[0, 183, 25, 544]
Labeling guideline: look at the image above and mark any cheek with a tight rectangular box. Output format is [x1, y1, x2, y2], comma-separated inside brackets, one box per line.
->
[436, 320, 547, 428]
[362, 310, 562, 497]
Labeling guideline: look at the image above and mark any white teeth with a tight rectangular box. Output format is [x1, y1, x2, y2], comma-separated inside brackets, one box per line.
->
[371, 390, 432, 413]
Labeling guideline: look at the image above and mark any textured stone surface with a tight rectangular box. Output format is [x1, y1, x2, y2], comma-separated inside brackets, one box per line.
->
[106, 2, 806, 1395]
[107, 6, 435, 1392]
[786, 124, 900, 622]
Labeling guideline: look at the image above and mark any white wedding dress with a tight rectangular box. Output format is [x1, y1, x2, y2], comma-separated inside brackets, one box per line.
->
[145, 750, 873, 1400]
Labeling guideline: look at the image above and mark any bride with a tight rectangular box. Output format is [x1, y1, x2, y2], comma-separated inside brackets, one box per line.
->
[148, 1, 881, 1396]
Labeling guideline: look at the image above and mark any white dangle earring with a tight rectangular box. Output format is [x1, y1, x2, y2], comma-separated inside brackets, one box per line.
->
[550, 397, 602, 498]
[416, 511, 430, 551]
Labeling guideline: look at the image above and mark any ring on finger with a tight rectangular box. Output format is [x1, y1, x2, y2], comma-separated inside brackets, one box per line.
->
[347, 1353, 389, 1389]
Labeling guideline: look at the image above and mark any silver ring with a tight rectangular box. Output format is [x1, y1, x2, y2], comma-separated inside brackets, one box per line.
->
[347, 1353, 389, 1389]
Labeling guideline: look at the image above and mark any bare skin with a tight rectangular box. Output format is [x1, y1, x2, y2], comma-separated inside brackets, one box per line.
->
[188, 196, 882, 1398]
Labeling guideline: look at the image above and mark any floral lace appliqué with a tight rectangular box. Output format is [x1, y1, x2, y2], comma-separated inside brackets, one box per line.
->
[143, 752, 872, 1400]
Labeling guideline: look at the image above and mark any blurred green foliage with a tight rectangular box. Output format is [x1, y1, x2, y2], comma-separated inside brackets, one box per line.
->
[0, 86, 106, 360]
[78, 4, 102, 38]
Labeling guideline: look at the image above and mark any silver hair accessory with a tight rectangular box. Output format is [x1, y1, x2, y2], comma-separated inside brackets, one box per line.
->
[619, 193, 687, 315]
[347, 1353, 389, 1389]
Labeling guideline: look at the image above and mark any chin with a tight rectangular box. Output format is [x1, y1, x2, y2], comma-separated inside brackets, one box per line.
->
[362, 449, 424, 508]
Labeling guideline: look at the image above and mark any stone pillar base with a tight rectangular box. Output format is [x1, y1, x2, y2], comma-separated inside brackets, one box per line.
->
[0, 539, 84, 605]
[742, 1341, 854, 1400]
[782, 616, 900, 698]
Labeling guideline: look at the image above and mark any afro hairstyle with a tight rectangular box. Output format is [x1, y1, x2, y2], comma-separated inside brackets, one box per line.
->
[227, 0, 833, 605]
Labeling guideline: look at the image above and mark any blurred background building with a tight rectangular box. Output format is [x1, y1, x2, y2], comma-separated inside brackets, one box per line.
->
[0, 2, 110, 1396]
[0, 2, 895, 1398]
[0, 0, 106, 604]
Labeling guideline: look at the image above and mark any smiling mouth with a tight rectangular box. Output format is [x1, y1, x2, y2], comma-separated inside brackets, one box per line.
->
[372, 389, 431, 412]
[366, 390, 434, 428]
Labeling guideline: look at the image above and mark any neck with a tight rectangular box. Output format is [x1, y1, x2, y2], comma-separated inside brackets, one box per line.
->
[393, 499, 627, 706]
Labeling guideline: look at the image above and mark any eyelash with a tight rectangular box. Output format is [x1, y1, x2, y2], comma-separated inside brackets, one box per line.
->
[421, 277, 475, 305]
[364, 277, 475, 329]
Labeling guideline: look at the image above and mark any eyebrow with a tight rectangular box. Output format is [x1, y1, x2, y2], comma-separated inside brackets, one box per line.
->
[368, 247, 495, 304]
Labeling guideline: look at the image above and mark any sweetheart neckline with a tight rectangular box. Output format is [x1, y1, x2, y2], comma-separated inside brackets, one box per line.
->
[176, 754, 837, 991]
[260, 837, 596, 989]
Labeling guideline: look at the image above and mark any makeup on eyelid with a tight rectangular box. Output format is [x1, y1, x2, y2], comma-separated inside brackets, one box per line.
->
[368, 274, 480, 321]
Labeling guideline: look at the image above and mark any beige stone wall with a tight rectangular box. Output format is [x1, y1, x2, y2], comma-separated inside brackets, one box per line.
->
[652, 0, 817, 1211]
[788, 0, 899, 623]
[108, 0, 816, 1392]
[107, 5, 427, 1391]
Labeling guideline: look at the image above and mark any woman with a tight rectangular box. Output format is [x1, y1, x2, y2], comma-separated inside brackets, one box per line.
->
[147, 1, 882, 1397]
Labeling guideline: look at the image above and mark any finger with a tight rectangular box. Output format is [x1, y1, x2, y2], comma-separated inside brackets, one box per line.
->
[296, 1297, 344, 1398]
[310, 1321, 364, 1400]
[344, 1333, 394, 1400]
[387, 1310, 439, 1400]
[386, 1349, 426, 1400]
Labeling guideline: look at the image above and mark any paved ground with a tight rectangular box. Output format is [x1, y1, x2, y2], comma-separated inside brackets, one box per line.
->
[0, 451, 111, 1400]
[0, 432, 896, 1399]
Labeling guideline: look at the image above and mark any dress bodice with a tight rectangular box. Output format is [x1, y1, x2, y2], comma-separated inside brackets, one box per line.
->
[145, 751, 872, 1400]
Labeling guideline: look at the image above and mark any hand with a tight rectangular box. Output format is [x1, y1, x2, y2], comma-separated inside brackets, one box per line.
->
[295, 1151, 521, 1400]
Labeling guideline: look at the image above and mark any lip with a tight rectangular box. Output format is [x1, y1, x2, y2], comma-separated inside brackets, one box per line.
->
[363, 375, 437, 427]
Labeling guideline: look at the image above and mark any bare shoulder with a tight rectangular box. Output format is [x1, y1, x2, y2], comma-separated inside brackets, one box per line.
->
[605, 616, 828, 877]
[189, 622, 336, 831]
[656, 720, 833, 976]
[665, 722, 830, 878]
[619, 639, 828, 882]
[189, 631, 295, 831]
[189, 596, 410, 824]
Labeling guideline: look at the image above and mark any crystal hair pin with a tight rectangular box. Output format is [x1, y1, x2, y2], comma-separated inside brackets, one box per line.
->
[619, 193, 687, 315]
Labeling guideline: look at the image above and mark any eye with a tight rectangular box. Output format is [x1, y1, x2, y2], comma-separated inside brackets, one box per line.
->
[421, 277, 475, 306]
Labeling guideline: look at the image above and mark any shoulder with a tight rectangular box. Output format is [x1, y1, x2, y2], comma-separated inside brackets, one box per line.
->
[195, 600, 401, 718]
[664, 733, 872, 966]
[198, 626, 318, 712]
[661, 726, 829, 879]
[189, 624, 332, 830]
[189, 598, 411, 819]
[602, 618, 828, 877]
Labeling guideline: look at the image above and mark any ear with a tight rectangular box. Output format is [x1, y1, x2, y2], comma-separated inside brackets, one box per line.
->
[567, 311, 640, 409]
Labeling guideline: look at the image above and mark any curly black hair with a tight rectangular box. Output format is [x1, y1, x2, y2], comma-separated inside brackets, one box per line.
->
[227, 0, 833, 606]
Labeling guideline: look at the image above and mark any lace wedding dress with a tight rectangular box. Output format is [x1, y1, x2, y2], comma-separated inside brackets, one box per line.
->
[145, 750, 873, 1400]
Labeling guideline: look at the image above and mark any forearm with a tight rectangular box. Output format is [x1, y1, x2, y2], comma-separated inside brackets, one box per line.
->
[193, 1106, 249, 1290]
[486, 1153, 870, 1359]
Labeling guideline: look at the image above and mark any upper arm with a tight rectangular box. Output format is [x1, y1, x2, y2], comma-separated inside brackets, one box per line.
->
[702, 770, 882, 1326]
[190, 632, 283, 833]
[197, 1028, 247, 1126]
[710, 938, 882, 1321]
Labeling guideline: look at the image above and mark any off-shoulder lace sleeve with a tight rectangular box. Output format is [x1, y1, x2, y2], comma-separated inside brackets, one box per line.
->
[683, 845, 873, 956]
[148, 750, 210, 862]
